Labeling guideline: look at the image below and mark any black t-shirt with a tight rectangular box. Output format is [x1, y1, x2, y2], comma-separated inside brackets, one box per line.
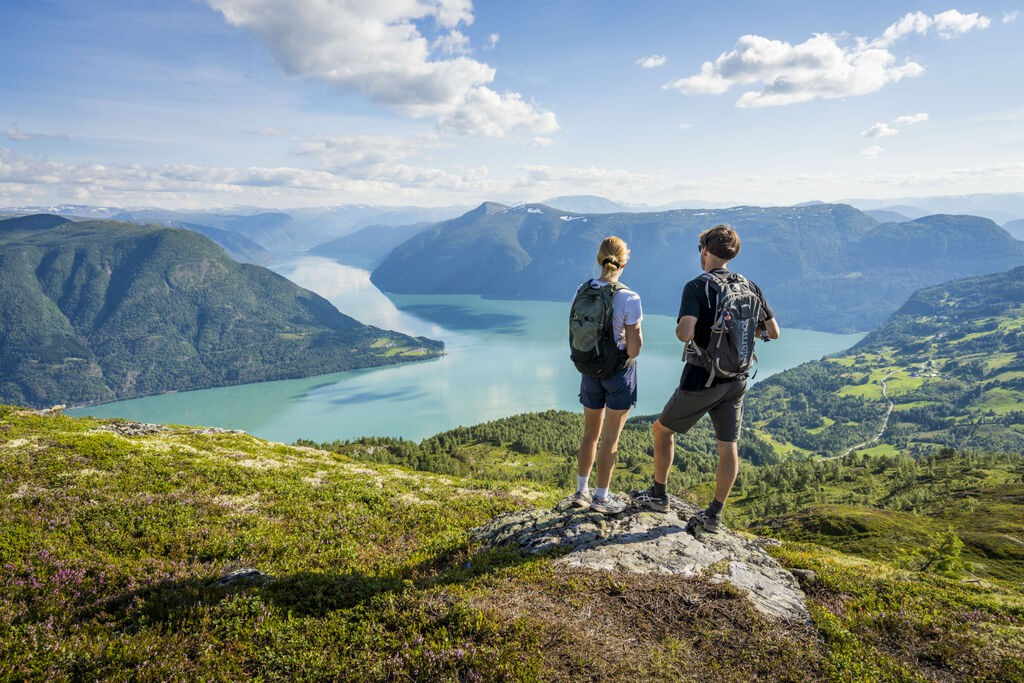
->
[677, 268, 775, 390]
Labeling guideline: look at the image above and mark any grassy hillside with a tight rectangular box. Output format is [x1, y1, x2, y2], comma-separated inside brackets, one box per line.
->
[0, 216, 443, 408]
[2, 406, 1022, 681]
[745, 266, 1024, 459]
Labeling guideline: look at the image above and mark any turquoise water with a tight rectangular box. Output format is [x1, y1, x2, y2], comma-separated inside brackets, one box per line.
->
[68, 257, 864, 442]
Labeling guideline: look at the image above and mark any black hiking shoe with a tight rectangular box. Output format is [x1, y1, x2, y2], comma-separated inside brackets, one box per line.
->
[629, 486, 669, 512]
[685, 510, 721, 535]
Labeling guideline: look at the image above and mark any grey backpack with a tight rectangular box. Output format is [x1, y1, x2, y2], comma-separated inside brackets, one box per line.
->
[569, 280, 629, 379]
[684, 271, 765, 386]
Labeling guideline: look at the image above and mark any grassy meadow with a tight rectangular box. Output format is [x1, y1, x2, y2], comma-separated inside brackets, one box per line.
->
[2, 406, 1023, 681]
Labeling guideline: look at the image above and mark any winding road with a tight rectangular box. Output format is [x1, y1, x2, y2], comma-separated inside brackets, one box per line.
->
[830, 371, 897, 460]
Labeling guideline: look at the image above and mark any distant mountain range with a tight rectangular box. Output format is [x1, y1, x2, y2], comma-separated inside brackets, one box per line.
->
[309, 222, 433, 268]
[843, 192, 1024, 224]
[0, 215, 442, 408]
[370, 202, 1024, 334]
[1004, 219, 1024, 240]
[0, 204, 470, 251]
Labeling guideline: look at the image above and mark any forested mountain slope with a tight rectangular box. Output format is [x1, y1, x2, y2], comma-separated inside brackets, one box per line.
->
[371, 202, 1024, 332]
[745, 265, 1024, 458]
[0, 216, 442, 408]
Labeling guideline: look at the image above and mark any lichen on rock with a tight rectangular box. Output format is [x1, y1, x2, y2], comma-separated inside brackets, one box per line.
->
[471, 495, 810, 622]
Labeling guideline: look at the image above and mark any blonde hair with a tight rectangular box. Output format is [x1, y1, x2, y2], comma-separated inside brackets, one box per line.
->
[596, 235, 629, 276]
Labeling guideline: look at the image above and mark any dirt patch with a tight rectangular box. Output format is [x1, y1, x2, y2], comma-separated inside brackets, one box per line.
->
[465, 568, 827, 682]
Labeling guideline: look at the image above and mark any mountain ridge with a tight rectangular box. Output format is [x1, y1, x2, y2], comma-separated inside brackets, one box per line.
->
[371, 202, 1024, 333]
[0, 216, 442, 408]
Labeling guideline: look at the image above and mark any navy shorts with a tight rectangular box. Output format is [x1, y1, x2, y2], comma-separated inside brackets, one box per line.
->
[579, 362, 637, 411]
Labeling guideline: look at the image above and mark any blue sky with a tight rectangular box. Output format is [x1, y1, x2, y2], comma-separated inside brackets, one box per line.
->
[1, 1, 1021, 209]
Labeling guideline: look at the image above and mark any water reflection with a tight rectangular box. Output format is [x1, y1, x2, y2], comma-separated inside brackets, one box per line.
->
[399, 304, 525, 335]
[273, 255, 443, 339]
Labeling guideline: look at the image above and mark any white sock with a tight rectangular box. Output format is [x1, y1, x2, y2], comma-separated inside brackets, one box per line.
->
[577, 475, 589, 493]
[595, 486, 609, 500]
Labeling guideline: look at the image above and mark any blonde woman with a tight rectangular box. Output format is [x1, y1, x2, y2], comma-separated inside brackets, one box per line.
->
[569, 236, 643, 514]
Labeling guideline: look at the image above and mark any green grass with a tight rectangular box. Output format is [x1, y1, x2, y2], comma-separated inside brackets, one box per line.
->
[2, 406, 1023, 681]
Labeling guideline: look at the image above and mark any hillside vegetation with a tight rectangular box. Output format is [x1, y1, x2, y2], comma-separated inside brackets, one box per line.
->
[745, 266, 1024, 459]
[370, 202, 1024, 332]
[0, 216, 442, 408]
[3, 406, 1022, 681]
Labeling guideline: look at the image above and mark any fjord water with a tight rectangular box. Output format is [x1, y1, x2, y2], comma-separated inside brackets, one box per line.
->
[69, 257, 864, 442]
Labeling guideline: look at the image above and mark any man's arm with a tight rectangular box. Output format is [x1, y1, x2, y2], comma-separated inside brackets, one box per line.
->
[676, 315, 696, 343]
[763, 317, 780, 340]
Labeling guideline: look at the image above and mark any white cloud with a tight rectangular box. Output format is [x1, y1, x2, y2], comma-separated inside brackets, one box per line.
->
[893, 112, 928, 126]
[247, 127, 289, 137]
[205, 0, 555, 137]
[678, 123, 693, 130]
[873, 10, 990, 47]
[636, 54, 667, 69]
[664, 10, 990, 107]
[861, 145, 885, 159]
[484, 33, 500, 49]
[7, 124, 69, 142]
[0, 145, 497, 207]
[1003, 11, 1019, 24]
[436, 87, 558, 137]
[433, 29, 471, 55]
[531, 137, 555, 147]
[291, 132, 449, 180]
[862, 123, 898, 138]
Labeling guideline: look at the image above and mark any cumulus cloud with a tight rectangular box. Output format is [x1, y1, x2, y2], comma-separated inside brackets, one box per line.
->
[862, 123, 898, 138]
[664, 10, 990, 107]
[531, 137, 555, 147]
[205, 0, 555, 137]
[636, 54, 667, 69]
[873, 9, 990, 47]
[436, 87, 557, 137]
[1003, 11, 1019, 24]
[861, 145, 885, 159]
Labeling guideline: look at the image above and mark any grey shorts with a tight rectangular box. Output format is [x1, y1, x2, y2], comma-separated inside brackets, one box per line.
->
[658, 379, 746, 442]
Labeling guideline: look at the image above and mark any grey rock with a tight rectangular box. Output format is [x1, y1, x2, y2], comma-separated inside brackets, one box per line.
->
[209, 568, 272, 587]
[472, 495, 810, 622]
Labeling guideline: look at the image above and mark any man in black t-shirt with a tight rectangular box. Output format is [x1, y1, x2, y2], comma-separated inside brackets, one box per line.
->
[630, 224, 780, 533]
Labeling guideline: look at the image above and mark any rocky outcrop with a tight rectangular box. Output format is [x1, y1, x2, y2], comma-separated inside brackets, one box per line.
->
[472, 495, 810, 623]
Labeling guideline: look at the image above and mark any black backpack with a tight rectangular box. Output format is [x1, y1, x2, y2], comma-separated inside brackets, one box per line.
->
[684, 271, 765, 386]
[569, 280, 630, 379]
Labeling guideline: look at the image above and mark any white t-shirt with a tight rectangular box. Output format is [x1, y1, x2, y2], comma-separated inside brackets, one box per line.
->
[587, 279, 643, 351]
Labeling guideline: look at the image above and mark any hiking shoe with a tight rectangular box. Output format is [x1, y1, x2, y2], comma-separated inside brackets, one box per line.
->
[629, 486, 669, 512]
[590, 494, 627, 515]
[685, 510, 721, 535]
[570, 489, 592, 508]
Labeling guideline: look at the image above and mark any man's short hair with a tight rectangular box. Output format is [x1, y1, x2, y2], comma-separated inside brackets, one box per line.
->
[699, 224, 740, 260]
